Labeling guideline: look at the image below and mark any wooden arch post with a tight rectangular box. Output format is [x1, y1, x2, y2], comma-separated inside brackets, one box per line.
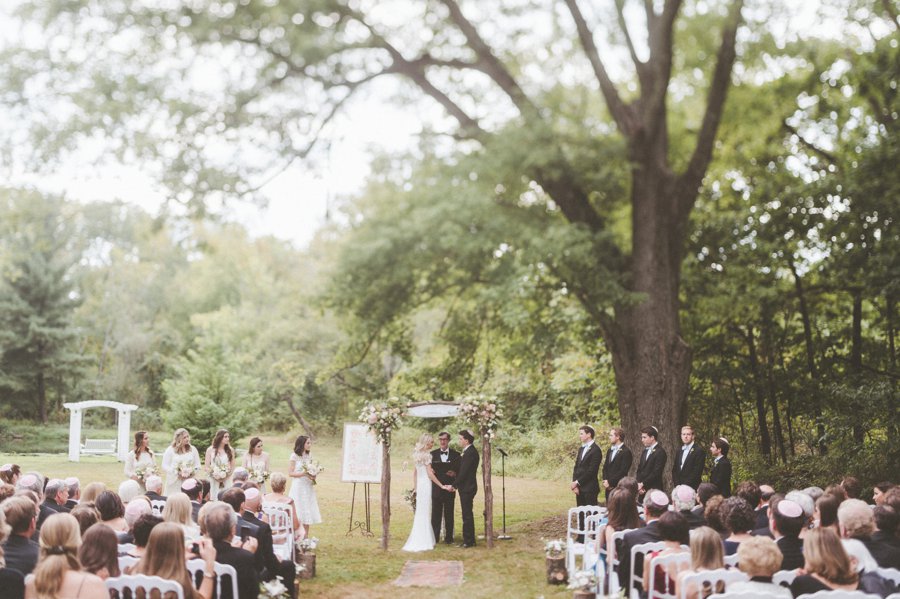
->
[481, 430, 494, 549]
[380, 433, 391, 551]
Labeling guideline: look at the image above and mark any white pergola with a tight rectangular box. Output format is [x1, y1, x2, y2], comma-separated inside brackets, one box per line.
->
[63, 400, 139, 462]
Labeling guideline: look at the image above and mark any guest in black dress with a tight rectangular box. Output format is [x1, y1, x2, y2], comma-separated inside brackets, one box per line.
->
[0, 506, 25, 599]
[789, 527, 861, 597]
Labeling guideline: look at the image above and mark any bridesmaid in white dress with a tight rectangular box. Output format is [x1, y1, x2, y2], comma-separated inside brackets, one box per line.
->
[242, 437, 270, 492]
[402, 433, 453, 552]
[123, 431, 157, 492]
[161, 428, 202, 497]
[288, 435, 322, 539]
[204, 429, 235, 500]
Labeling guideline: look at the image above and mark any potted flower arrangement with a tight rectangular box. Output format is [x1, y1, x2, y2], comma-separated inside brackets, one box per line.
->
[259, 575, 291, 599]
[295, 537, 318, 579]
[545, 539, 567, 584]
[567, 570, 598, 599]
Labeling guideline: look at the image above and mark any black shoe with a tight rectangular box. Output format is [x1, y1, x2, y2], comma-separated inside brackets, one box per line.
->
[444, 539, 454, 545]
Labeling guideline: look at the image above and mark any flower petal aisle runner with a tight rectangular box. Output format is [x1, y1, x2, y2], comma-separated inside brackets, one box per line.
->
[392, 560, 464, 588]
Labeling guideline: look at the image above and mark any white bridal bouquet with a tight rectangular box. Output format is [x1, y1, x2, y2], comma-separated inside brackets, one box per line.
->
[134, 463, 159, 482]
[259, 576, 290, 599]
[301, 460, 324, 484]
[177, 458, 199, 479]
[248, 464, 270, 485]
[209, 456, 230, 482]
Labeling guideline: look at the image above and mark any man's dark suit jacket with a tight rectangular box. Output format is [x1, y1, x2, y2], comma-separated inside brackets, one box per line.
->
[455, 445, 479, 494]
[212, 540, 259, 599]
[680, 509, 706, 530]
[602, 445, 633, 490]
[572, 443, 602, 498]
[430, 447, 461, 490]
[146, 491, 168, 502]
[618, 520, 662, 591]
[191, 500, 202, 523]
[862, 533, 900, 569]
[754, 505, 769, 531]
[1, 535, 40, 576]
[64, 499, 79, 510]
[0, 568, 24, 599]
[36, 501, 67, 531]
[243, 509, 296, 591]
[708, 456, 732, 498]
[672, 444, 705, 489]
[636, 446, 667, 492]
[776, 535, 804, 571]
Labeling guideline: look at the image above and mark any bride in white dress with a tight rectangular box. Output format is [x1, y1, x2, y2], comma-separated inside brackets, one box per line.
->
[402, 433, 453, 552]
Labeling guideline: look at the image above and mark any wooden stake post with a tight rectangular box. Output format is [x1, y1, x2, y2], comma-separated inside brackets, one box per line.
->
[381, 437, 391, 550]
[482, 432, 494, 549]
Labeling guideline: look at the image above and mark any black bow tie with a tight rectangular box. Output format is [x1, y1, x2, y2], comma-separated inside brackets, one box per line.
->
[441, 450, 448, 454]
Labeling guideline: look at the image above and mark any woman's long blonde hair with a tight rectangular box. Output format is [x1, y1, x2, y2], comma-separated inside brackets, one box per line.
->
[131, 522, 200, 599]
[803, 527, 858, 585]
[33, 513, 82, 599]
[0, 504, 10, 567]
[171, 428, 191, 454]
[413, 433, 434, 465]
[689, 526, 725, 570]
[162, 492, 194, 527]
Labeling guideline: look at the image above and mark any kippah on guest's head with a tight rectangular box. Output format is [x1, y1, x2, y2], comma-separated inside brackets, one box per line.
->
[181, 478, 199, 491]
[244, 488, 260, 501]
[650, 490, 669, 507]
[777, 499, 803, 518]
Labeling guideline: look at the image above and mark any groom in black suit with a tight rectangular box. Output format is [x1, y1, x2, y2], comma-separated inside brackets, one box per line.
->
[452, 429, 479, 548]
[431, 431, 461, 544]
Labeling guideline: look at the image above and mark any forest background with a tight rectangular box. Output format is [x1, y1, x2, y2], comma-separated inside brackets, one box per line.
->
[0, 0, 897, 494]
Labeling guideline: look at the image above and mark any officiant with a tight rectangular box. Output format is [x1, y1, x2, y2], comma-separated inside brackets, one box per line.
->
[431, 431, 461, 544]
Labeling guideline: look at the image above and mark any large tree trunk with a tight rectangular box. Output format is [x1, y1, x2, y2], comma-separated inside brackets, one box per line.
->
[281, 394, 315, 439]
[790, 262, 827, 455]
[760, 316, 787, 463]
[482, 435, 494, 548]
[744, 326, 772, 461]
[37, 372, 48, 424]
[850, 289, 864, 443]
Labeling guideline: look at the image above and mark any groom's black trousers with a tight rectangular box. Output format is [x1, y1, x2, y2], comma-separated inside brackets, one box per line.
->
[459, 491, 476, 546]
[431, 487, 456, 542]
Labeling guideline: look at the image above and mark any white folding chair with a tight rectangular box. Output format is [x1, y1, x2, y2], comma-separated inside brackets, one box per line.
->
[106, 574, 184, 599]
[796, 592, 882, 599]
[606, 528, 636, 597]
[566, 505, 604, 575]
[886, 594, 900, 599]
[629, 541, 667, 599]
[877, 567, 900, 586]
[151, 499, 167, 515]
[187, 558, 239, 598]
[773, 569, 798, 587]
[647, 552, 691, 599]
[709, 593, 787, 599]
[118, 542, 136, 555]
[117, 555, 139, 572]
[723, 553, 740, 567]
[678, 568, 748, 599]
[262, 502, 295, 562]
[581, 514, 605, 573]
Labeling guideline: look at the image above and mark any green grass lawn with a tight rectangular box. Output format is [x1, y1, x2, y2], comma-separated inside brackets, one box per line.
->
[4, 431, 576, 598]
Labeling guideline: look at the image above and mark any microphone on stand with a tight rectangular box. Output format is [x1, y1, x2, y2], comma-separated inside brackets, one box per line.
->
[496, 446, 511, 540]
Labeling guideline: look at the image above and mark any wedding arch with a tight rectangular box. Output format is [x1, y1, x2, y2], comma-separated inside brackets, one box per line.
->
[63, 400, 138, 462]
[361, 396, 501, 550]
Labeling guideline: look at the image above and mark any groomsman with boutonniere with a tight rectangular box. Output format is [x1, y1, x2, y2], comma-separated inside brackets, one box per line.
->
[708, 437, 732, 498]
[431, 431, 461, 544]
[635, 426, 667, 495]
[602, 427, 633, 501]
[571, 425, 603, 508]
[452, 430, 479, 548]
[671, 425, 705, 490]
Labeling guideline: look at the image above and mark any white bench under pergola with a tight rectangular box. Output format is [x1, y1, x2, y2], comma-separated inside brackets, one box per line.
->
[63, 400, 138, 462]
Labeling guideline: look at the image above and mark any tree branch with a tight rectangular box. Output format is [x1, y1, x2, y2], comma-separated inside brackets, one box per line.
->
[615, 0, 645, 73]
[675, 0, 743, 217]
[783, 122, 838, 166]
[563, 0, 636, 135]
[881, 0, 900, 31]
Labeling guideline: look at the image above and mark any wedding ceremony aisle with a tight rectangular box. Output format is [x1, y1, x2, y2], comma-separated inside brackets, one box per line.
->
[10, 431, 573, 598]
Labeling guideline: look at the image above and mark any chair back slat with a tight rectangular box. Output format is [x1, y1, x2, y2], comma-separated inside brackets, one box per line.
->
[647, 552, 691, 599]
[678, 568, 748, 599]
[106, 574, 184, 599]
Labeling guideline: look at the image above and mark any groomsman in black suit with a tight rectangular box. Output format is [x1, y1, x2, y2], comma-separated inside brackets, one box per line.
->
[671, 425, 705, 490]
[708, 437, 732, 498]
[635, 426, 667, 495]
[452, 429, 479, 548]
[602, 427, 633, 501]
[571, 425, 602, 508]
[431, 431, 461, 544]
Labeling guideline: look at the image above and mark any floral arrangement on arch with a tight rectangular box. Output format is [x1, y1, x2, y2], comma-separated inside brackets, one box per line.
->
[359, 397, 406, 446]
[457, 393, 502, 439]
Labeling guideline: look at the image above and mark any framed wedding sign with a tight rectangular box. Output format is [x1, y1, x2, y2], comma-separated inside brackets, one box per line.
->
[341, 423, 383, 483]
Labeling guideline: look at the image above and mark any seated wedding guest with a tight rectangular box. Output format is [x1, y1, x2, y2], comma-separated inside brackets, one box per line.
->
[162, 492, 200, 542]
[885, 486, 900, 515]
[672, 485, 705, 530]
[789, 527, 860, 596]
[599, 487, 644, 559]
[0, 483, 14, 503]
[121, 495, 152, 544]
[758, 484, 775, 525]
[69, 504, 100, 537]
[263, 472, 301, 538]
[618, 489, 670, 592]
[145, 475, 167, 502]
[839, 498, 900, 568]
[242, 484, 296, 595]
[841, 476, 862, 500]
[17, 473, 49, 534]
[803, 486, 824, 503]
[203, 503, 259, 599]
[642, 511, 690, 598]
[703, 495, 729, 540]
[117, 479, 142, 504]
[873, 482, 895, 506]
[130, 522, 217, 599]
[675, 526, 726, 599]
[825, 483, 848, 503]
[233, 468, 250, 486]
[785, 490, 815, 537]
[734, 481, 763, 531]
[729, 536, 791, 598]
[722, 496, 755, 555]
[769, 496, 805, 571]
[0, 464, 21, 486]
[64, 478, 80, 509]
[0, 506, 25, 599]
[616, 476, 640, 502]
[78, 524, 120, 580]
[96, 491, 128, 533]
[41, 479, 71, 519]
[815, 493, 842, 531]
[79, 482, 106, 505]
[126, 513, 162, 559]
[182, 477, 203, 522]
[200, 479, 212, 504]
[1, 496, 40, 576]
[873, 506, 899, 551]
[25, 513, 107, 599]
[693, 483, 717, 521]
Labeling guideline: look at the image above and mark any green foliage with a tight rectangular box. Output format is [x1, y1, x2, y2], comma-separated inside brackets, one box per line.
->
[162, 346, 260, 447]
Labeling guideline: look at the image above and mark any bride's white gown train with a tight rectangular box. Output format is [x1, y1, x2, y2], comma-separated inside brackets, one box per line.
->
[402, 463, 435, 552]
